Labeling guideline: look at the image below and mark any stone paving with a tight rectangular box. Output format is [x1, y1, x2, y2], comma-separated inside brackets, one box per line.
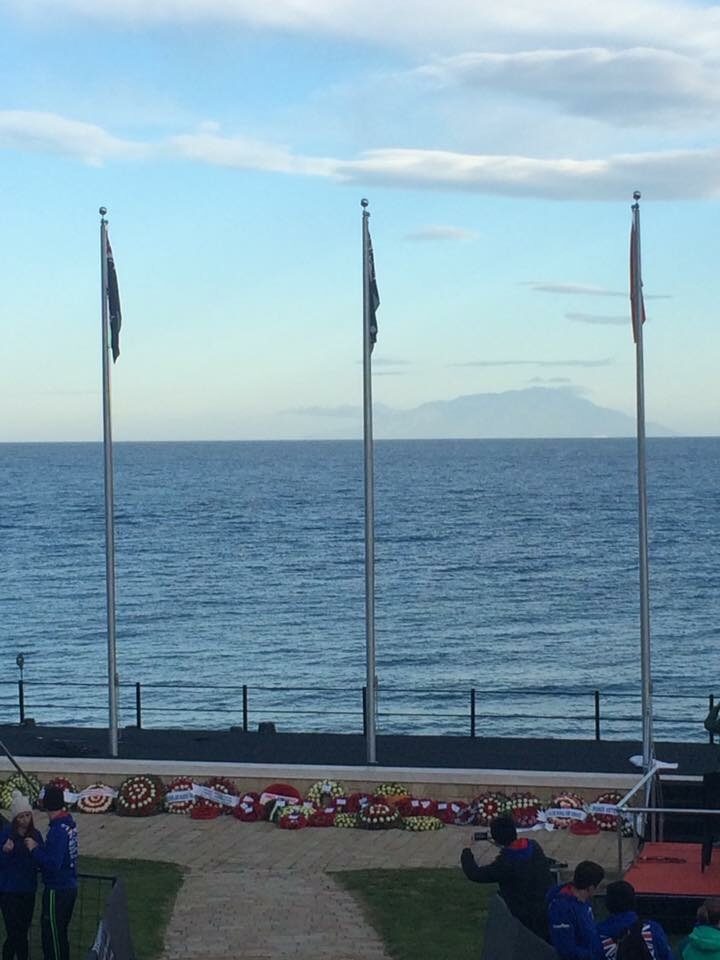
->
[77, 814, 634, 960]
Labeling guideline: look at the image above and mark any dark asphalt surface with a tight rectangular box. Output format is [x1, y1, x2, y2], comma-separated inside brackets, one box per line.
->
[0, 724, 717, 775]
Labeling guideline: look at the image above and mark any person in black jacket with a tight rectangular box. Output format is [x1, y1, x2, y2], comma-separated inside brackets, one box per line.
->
[461, 814, 554, 939]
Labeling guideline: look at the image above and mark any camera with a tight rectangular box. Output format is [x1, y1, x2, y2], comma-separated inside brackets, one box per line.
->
[472, 831, 489, 842]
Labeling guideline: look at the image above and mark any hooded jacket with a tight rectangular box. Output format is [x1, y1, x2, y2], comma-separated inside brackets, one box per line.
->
[30, 813, 78, 891]
[547, 883, 603, 960]
[596, 910, 674, 960]
[683, 925, 720, 960]
[0, 824, 43, 894]
[461, 838, 553, 938]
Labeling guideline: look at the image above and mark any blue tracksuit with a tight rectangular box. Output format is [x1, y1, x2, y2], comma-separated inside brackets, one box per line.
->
[30, 815, 78, 891]
[0, 826, 43, 894]
[547, 884, 604, 960]
[597, 911, 674, 960]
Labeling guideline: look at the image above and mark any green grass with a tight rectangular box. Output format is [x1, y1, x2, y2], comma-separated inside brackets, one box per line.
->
[82, 856, 184, 960]
[27, 856, 184, 960]
[335, 868, 495, 960]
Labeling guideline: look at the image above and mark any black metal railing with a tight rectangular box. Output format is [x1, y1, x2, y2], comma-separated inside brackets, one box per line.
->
[26, 873, 116, 960]
[1, 678, 716, 742]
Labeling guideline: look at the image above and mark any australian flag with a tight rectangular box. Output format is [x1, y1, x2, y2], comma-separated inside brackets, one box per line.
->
[366, 227, 380, 351]
[106, 238, 122, 362]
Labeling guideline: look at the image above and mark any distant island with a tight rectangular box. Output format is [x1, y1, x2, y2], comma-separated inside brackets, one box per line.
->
[288, 387, 672, 439]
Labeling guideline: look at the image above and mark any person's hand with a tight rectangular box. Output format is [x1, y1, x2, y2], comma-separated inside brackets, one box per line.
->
[2, 839, 13, 853]
[24, 837, 38, 852]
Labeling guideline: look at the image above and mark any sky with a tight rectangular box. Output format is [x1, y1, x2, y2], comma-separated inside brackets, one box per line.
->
[1, 0, 719, 440]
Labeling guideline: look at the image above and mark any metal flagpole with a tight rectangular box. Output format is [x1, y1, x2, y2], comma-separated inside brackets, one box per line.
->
[100, 206, 119, 758]
[361, 198, 377, 765]
[631, 191, 654, 781]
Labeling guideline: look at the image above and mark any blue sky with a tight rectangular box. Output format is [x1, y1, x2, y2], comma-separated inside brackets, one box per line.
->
[1, 0, 719, 439]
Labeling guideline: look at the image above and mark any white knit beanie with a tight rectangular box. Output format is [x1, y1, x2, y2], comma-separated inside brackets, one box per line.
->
[10, 790, 32, 820]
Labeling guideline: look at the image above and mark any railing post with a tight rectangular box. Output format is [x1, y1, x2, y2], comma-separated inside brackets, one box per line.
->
[362, 686, 367, 738]
[470, 688, 476, 738]
[18, 679, 25, 724]
[242, 684, 248, 733]
[594, 690, 601, 741]
[710, 694, 715, 745]
[135, 682, 142, 729]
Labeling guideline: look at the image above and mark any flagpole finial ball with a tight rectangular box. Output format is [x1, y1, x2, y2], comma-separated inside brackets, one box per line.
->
[361, 198, 369, 208]
[633, 191, 641, 201]
[99, 206, 107, 217]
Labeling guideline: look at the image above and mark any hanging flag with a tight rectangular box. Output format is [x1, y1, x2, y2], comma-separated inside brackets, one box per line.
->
[106, 238, 122, 362]
[366, 226, 380, 351]
[630, 216, 645, 344]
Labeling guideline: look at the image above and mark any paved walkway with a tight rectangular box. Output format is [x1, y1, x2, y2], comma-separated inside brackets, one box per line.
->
[78, 814, 634, 960]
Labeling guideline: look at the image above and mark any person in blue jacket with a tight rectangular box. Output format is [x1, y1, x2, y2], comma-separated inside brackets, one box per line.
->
[24, 785, 78, 960]
[0, 791, 43, 960]
[547, 860, 605, 960]
[597, 880, 674, 960]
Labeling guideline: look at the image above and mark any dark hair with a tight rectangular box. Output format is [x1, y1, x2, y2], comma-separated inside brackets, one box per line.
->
[573, 860, 605, 890]
[703, 899, 720, 926]
[606, 880, 635, 914]
[490, 815, 517, 847]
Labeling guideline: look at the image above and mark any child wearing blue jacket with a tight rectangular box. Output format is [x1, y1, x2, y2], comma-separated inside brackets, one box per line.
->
[25, 785, 78, 960]
[0, 791, 43, 960]
[548, 860, 605, 960]
[597, 880, 674, 960]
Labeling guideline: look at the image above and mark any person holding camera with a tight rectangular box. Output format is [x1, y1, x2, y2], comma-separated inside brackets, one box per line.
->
[460, 814, 554, 939]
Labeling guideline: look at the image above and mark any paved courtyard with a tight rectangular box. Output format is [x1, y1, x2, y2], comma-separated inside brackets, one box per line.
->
[78, 813, 634, 960]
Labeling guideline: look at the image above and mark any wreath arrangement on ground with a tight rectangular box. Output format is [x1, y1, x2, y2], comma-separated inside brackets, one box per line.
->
[306, 779, 346, 807]
[589, 792, 622, 830]
[374, 783, 408, 802]
[345, 792, 373, 813]
[396, 797, 438, 817]
[195, 777, 238, 816]
[358, 802, 401, 830]
[470, 792, 512, 825]
[309, 807, 337, 827]
[77, 782, 116, 814]
[164, 777, 196, 815]
[0, 774, 42, 810]
[436, 800, 468, 825]
[547, 792, 585, 829]
[334, 812, 359, 828]
[278, 804, 312, 830]
[401, 816, 444, 832]
[509, 792, 542, 828]
[117, 775, 165, 817]
[233, 792, 265, 822]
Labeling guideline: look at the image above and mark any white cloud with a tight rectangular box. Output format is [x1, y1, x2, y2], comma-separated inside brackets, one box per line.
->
[0, 110, 144, 164]
[415, 47, 720, 125]
[170, 131, 334, 176]
[403, 225, 478, 241]
[170, 131, 720, 199]
[10, 0, 720, 56]
[5, 110, 720, 202]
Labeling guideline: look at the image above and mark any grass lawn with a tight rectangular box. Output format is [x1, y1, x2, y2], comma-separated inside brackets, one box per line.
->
[336, 868, 494, 960]
[28, 856, 184, 960]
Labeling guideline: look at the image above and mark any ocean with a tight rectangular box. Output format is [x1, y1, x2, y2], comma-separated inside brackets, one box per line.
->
[1, 438, 718, 742]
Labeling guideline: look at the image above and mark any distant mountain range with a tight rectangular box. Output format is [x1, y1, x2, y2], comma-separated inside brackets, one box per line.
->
[290, 387, 672, 439]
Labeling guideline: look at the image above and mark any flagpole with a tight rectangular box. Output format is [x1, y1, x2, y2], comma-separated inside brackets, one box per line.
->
[361, 198, 377, 765]
[100, 206, 119, 759]
[631, 190, 654, 779]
